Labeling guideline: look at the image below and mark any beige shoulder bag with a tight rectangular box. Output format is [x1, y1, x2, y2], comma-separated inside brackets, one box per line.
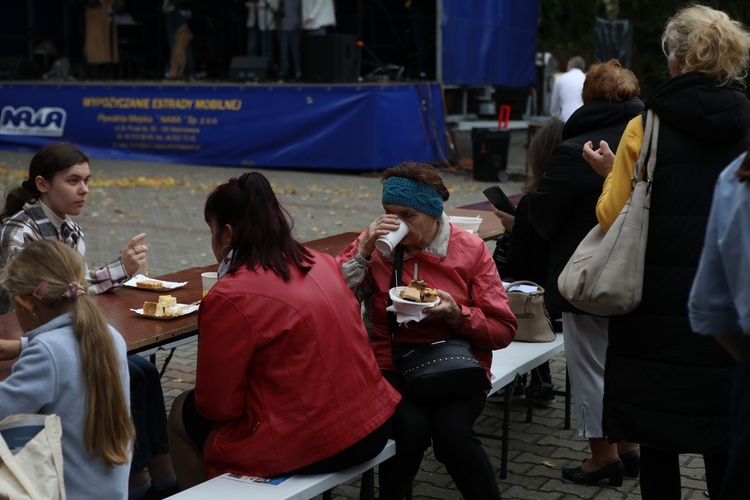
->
[557, 110, 659, 316]
[504, 281, 556, 342]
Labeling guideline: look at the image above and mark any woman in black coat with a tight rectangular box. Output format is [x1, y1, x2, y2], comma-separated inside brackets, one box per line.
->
[493, 118, 564, 404]
[527, 60, 643, 486]
[595, 6, 750, 499]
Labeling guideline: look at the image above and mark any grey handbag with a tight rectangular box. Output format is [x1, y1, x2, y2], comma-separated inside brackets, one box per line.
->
[557, 110, 660, 316]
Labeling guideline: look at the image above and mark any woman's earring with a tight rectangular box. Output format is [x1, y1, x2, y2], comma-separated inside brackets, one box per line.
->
[221, 245, 231, 259]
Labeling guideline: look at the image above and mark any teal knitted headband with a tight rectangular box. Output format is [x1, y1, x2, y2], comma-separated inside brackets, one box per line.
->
[381, 177, 444, 218]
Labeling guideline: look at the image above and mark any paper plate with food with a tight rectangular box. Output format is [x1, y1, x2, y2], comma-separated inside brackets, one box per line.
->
[124, 274, 188, 292]
[131, 295, 199, 320]
[387, 280, 441, 324]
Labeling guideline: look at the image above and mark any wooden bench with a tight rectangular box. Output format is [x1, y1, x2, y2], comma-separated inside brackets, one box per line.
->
[169, 439, 396, 500]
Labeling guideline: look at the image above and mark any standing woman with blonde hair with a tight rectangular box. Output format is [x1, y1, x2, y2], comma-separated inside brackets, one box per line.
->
[0, 240, 133, 498]
[596, 5, 750, 498]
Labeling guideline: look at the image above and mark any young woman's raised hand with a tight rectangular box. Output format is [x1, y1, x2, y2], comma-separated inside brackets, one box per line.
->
[122, 233, 148, 276]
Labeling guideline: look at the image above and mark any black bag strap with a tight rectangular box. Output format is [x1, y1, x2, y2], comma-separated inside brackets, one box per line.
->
[387, 245, 405, 341]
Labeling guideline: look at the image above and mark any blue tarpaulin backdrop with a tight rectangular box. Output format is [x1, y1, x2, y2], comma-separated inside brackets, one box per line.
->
[441, 0, 538, 87]
[0, 82, 447, 170]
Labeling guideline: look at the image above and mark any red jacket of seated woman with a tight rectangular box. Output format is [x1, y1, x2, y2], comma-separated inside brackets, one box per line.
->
[194, 250, 400, 478]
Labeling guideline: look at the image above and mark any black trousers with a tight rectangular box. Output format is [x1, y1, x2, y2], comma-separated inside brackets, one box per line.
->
[719, 340, 750, 500]
[639, 445, 728, 499]
[378, 370, 501, 500]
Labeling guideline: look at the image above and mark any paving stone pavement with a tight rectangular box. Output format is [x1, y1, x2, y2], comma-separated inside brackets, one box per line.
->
[0, 131, 710, 499]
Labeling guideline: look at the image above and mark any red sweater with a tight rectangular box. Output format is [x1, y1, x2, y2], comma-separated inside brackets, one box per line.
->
[195, 251, 400, 478]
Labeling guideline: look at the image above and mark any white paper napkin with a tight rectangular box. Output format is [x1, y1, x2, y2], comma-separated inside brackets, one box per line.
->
[386, 305, 432, 325]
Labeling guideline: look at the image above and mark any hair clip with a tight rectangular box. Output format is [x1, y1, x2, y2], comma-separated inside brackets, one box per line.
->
[64, 282, 86, 301]
[32, 281, 49, 300]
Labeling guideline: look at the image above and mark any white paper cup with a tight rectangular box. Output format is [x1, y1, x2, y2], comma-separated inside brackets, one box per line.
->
[201, 272, 218, 297]
[375, 220, 408, 254]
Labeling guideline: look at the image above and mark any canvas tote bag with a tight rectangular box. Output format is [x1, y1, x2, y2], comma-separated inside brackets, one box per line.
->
[0, 414, 66, 500]
[557, 110, 660, 316]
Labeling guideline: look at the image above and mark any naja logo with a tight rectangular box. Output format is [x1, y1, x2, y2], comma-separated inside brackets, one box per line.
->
[0, 106, 67, 137]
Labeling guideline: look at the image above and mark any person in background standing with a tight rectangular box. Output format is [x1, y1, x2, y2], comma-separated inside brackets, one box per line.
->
[163, 0, 195, 79]
[550, 56, 586, 122]
[278, 0, 302, 81]
[689, 150, 750, 500]
[405, 0, 433, 79]
[301, 0, 335, 35]
[528, 60, 643, 487]
[492, 117, 565, 407]
[596, 6, 750, 498]
[257, 0, 281, 78]
[245, 1, 261, 56]
[84, 0, 123, 78]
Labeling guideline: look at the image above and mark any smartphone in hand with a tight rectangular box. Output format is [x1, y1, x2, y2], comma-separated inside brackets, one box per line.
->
[483, 186, 517, 215]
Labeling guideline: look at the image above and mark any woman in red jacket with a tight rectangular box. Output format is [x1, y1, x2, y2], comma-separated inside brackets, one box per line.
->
[337, 162, 518, 499]
[167, 172, 400, 488]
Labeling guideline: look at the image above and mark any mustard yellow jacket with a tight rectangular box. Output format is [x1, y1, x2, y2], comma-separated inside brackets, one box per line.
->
[596, 115, 644, 230]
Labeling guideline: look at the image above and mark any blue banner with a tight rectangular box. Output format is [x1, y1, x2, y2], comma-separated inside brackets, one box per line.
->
[442, 0, 538, 87]
[0, 81, 448, 170]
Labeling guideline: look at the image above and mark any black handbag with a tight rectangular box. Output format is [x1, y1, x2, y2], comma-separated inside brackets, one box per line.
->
[492, 232, 512, 277]
[388, 246, 488, 404]
[391, 337, 487, 403]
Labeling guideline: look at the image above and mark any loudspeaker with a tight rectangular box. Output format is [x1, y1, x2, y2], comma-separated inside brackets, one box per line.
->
[302, 34, 358, 83]
[471, 128, 511, 182]
[229, 56, 268, 82]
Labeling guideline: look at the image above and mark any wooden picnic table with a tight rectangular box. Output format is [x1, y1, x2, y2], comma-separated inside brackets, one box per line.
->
[0, 220, 501, 380]
[0, 233, 367, 379]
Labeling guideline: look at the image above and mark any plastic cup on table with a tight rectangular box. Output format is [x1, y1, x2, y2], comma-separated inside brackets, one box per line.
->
[201, 272, 218, 297]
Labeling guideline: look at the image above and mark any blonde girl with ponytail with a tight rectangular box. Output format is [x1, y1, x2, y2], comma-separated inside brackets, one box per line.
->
[0, 141, 178, 499]
[0, 239, 134, 499]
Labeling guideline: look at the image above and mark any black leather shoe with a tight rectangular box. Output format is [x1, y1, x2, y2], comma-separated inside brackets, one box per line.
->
[562, 458, 624, 486]
[619, 450, 640, 478]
